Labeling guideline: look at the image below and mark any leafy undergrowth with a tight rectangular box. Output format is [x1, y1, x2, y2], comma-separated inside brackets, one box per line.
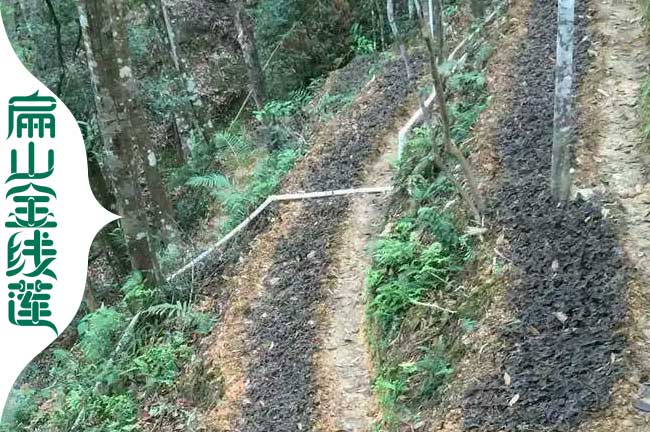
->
[1, 273, 217, 432]
[366, 38, 497, 431]
[1, 41, 386, 432]
[174, 54, 383, 242]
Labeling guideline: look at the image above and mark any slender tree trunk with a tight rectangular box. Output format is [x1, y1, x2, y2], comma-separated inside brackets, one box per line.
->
[79, 0, 160, 283]
[83, 279, 98, 313]
[426, 34, 483, 218]
[149, 0, 196, 158]
[419, 0, 483, 220]
[431, 0, 443, 59]
[388, 0, 430, 123]
[234, 0, 266, 111]
[141, 146, 179, 244]
[551, 0, 575, 202]
[374, 0, 386, 51]
[387, 0, 413, 81]
[87, 149, 131, 276]
[150, 0, 215, 155]
[43, 0, 66, 95]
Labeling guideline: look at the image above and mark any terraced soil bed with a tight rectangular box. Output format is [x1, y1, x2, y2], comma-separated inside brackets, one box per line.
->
[234, 54, 426, 431]
[462, 0, 628, 430]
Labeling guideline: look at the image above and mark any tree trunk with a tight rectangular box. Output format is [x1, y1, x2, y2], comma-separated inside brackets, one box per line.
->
[87, 149, 131, 276]
[425, 23, 483, 221]
[551, 0, 575, 203]
[387, 0, 416, 84]
[141, 146, 179, 244]
[150, 0, 215, 155]
[43, 0, 66, 95]
[400, 0, 482, 221]
[79, 0, 160, 283]
[234, 0, 266, 111]
[429, 0, 444, 59]
[83, 279, 98, 313]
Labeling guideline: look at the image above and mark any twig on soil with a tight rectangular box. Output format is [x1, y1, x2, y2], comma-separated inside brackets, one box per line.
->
[409, 298, 457, 314]
[493, 248, 512, 262]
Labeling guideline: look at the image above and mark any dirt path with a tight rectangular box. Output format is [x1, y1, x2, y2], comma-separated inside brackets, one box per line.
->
[571, 0, 650, 430]
[312, 120, 404, 431]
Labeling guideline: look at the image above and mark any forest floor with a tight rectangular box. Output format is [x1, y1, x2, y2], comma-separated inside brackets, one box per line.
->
[185, 0, 650, 430]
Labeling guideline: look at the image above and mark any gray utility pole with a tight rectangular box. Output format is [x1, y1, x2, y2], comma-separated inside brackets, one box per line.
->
[551, 0, 575, 202]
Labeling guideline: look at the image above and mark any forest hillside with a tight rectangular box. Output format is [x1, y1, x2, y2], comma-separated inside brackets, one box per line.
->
[2, 0, 650, 431]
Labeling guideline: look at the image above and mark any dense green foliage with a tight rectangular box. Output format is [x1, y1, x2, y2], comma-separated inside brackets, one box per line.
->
[1, 273, 214, 431]
[253, 0, 382, 96]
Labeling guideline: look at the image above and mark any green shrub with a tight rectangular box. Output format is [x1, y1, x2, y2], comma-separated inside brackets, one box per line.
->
[367, 206, 469, 336]
[128, 341, 191, 389]
[121, 272, 157, 312]
[350, 23, 376, 55]
[84, 394, 138, 432]
[78, 307, 126, 363]
[0, 387, 39, 431]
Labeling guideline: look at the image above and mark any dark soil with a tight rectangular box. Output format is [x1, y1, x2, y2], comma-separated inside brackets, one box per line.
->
[325, 54, 381, 96]
[235, 54, 425, 432]
[462, 0, 627, 430]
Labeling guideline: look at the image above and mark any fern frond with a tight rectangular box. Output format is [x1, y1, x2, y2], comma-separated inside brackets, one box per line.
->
[215, 131, 249, 152]
[186, 173, 232, 190]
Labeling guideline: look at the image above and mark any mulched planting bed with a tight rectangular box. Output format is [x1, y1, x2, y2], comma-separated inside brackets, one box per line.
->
[462, 0, 627, 430]
[235, 54, 426, 432]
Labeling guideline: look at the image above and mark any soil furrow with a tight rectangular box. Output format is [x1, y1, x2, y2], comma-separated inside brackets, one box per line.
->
[462, 0, 628, 430]
[235, 55, 425, 432]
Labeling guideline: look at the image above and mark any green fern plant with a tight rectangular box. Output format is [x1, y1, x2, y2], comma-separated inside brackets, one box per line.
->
[350, 23, 375, 55]
[121, 271, 156, 312]
[185, 172, 231, 190]
[77, 307, 126, 363]
[214, 130, 250, 153]
[125, 341, 191, 390]
[142, 302, 213, 335]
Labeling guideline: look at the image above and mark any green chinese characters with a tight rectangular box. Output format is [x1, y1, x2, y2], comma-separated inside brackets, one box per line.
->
[6, 91, 58, 335]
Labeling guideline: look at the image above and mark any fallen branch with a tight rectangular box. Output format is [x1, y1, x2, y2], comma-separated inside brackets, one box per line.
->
[409, 298, 457, 314]
[168, 186, 392, 281]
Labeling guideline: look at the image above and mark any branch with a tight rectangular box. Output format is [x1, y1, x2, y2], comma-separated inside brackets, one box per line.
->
[43, 0, 66, 95]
